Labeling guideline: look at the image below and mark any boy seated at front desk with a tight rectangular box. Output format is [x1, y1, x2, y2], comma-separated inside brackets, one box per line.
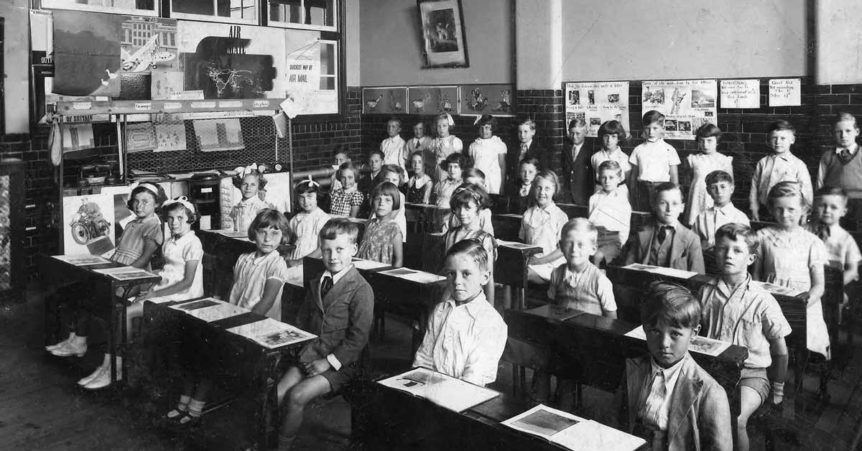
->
[413, 240, 507, 387]
[623, 182, 704, 274]
[619, 282, 732, 451]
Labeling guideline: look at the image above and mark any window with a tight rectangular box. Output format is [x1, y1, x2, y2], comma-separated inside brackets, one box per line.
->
[41, 0, 158, 16]
[269, 0, 336, 31]
[170, 0, 258, 24]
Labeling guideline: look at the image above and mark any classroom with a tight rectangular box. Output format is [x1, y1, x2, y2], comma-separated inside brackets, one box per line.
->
[1, 0, 862, 450]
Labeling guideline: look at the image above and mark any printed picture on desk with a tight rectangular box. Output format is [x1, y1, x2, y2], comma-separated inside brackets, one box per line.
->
[62, 194, 116, 256]
[177, 21, 285, 99]
[407, 86, 458, 114]
[362, 88, 407, 115]
[459, 84, 514, 116]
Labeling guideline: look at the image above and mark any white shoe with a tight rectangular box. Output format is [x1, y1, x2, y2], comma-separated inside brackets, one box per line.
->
[77, 365, 103, 386]
[46, 333, 75, 352]
[84, 359, 122, 390]
[51, 337, 87, 357]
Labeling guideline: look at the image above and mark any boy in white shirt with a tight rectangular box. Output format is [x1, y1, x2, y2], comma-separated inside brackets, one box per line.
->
[380, 118, 408, 169]
[691, 170, 750, 268]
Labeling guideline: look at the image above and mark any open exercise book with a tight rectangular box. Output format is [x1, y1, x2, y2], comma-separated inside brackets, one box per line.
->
[53, 254, 112, 266]
[502, 404, 646, 451]
[623, 263, 698, 280]
[92, 266, 158, 281]
[625, 326, 731, 357]
[377, 367, 500, 413]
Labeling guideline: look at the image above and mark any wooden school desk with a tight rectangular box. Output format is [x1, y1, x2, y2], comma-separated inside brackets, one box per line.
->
[495, 240, 543, 309]
[504, 307, 748, 398]
[352, 377, 647, 451]
[39, 254, 161, 385]
[143, 299, 311, 450]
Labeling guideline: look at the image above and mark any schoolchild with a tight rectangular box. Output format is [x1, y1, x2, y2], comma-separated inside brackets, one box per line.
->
[749, 120, 813, 221]
[629, 111, 681, 211]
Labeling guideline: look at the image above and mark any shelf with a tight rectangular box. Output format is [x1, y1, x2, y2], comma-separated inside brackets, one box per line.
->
[56, 98, 284, 116]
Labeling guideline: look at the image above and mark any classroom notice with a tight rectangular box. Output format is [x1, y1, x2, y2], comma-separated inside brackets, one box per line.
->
[769, 78, 802, 107]
[642, 79, 718, 140]
[378, 367, 500, 413]
[502, 404, 646, 451]
[720, 79, 761, 109]
[564, 82, 630, 137]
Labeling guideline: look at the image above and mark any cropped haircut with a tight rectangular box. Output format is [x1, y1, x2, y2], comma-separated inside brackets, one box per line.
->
[651, 182, 682, 205]
[318, 217, 360, 244]
[161, 199, 198, 224]
[560, 217, 598, 247]
[380, 164, 405, 185]
[462, 167, 486, 181]
[476, 114, 496, 129]
[387, 118, 401, 128]
[409, 151, 425, 163]
[766, 181, 808, 210]
[371, 181, 402, 210]
[714, 223, 759, 254]
[519, 157, 540, 170]
[128, 183, 168, 213]
[450, 183, 490, 211]
[518, 118, 536, 131]
[597, 160, 623, 178]
[568, 118, 587, 129]
[233, 170, 268, 190]
[642, 110, 665, 127]
[641, 281, 701, 329]
[528, 170, 560, 207]
[835, 112, 859, 128]
[766, 120, 795, 136]
[695, 123, 722, 141]
[442, 152, 468, 171]
[247, 209, 289, 242]
[368, 149, 384, 161]
[445, 238, 489, 272]
[815, 185, 849, 201]
[336, 162, 358, 181]
[705, 170, 734, 187]
[597, 120, 627, 142]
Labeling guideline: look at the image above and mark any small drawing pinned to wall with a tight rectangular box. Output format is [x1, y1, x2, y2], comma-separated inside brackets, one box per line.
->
[459, 84, 515, 116]
[362, 88, 408, 114]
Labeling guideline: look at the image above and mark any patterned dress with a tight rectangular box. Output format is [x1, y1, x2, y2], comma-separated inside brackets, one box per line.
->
[357, 218, 402, 264]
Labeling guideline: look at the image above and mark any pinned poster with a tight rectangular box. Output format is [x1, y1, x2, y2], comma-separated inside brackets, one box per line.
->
[720, 79, 760, 109]
[564, 81, 630, 137]
[769, 78, 801, 107]
[642, 79, 717, 140]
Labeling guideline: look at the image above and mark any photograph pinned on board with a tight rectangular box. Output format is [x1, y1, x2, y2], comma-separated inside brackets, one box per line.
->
[418, 0, 468, 68]
[459, 84, 514, 116]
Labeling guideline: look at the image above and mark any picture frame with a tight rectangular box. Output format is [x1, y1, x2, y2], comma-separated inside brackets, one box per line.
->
[417, 0, 469, 68]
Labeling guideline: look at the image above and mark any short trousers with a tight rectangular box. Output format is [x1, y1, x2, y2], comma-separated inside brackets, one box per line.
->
[738, 367, 770, 402]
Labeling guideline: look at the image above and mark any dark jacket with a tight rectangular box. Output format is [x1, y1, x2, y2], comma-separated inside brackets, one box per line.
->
[623, 221, 705, 274]
[560, 138, 595, 205]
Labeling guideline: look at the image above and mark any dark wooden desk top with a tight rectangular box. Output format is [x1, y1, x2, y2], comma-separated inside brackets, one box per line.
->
[38, 254, 162, 289]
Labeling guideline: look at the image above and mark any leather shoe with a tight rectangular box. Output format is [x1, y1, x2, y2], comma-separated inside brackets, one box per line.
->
[51, 339, 87, 357]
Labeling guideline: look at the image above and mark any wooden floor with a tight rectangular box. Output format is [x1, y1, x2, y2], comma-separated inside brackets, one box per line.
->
[2, 285, 862, 450]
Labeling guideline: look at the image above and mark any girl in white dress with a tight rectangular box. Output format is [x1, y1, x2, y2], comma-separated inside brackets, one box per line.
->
[683, 123, 733, 226]
[468, 114, 507, 194]
[230, 165, 273, 233]
[430, 113, 463, 183]
[285, 178, 331, 283]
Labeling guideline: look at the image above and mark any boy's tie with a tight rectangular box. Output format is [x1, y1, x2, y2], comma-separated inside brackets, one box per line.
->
[520, 143, 528, 154]
[658, 226, 673, 243]
[321, 276, 333, 298]
[839, 148, 852, 164]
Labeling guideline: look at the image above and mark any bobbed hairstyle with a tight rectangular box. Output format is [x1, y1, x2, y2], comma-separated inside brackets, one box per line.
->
[450, 183, 490, 211]
[641, 281, 701, 329]
[247, 208, 289, 242]
[161, 197, 197, 224]
[318, 217, 360, 244]
[560, 217, 597, 247]
[714, 223, 759, 254]
[127, 183, 168, 213]
[445, 238, 489, 272]
[528, 170, 560, 207]
[766, 181, 808, 210]
[293, 177, 323, 211]
[597, 120, 627, 143]
[370, 181, 402, 211]
[695, 123, 722, 141]
[475, 114, 496, 129]
[380, 164, 405, 185]
[642, 110, 665, 127]
[705, 170, 733, 187]
[766, 119, 795, 136]
[336, 162, 359, 181]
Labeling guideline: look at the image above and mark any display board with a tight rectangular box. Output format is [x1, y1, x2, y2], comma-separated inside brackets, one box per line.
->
[564, 81, 630, 137]
[641, 79, 717, 140]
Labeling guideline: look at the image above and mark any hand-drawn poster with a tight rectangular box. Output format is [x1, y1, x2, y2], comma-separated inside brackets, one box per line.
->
[641, 80, 717, 140]
[177, 22, 285, 100]
[769, 78, 801, 107]
[564, 81, 630, 137]
[407, 86, 458, 115]
[720, 79, 760, 109]
[459, 84, 513, 116]
[154, 122, 187, 152]
[362, 87, 407, 114]
[62, 194, 116, 255]
[125, 122, 156, 153]
[193, 118, 244, 152]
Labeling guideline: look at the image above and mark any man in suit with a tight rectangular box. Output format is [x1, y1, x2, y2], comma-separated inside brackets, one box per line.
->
[561, 118, 594, 205]
[507, 119, 551, 191]
[623, 182, 705, 273]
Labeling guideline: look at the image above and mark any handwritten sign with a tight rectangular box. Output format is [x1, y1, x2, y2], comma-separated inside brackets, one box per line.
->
[720, 79, 760, 109]
[769, 78, 801, 107]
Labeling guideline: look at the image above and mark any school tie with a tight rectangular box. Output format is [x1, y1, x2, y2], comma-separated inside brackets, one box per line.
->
[658, 226, 673, 243]
[520, 143, 528, 154]
[643, 369, 667, 429]
[321, 276, 333, 298]
[414, 138, 419, 149]
[838, 148, 853, 164]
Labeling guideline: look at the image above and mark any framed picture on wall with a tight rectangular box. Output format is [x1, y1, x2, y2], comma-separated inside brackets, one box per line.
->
[417, 0, 469, 68]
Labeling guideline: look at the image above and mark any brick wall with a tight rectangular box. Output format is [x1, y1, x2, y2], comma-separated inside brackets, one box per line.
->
[288, 86, 363, 172]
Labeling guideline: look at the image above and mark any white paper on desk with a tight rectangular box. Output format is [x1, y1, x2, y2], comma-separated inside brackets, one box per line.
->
[496, 239, 540, 250]
[626, 326, 731, 357]
[213, 229, 253, 240]
[227, 318, 317, 349]
[503, 404, 646, 451]
[352, 259, 390, 270]
[379, 268, 446, 284]
[92, 266, 158, 281]
[378, 367, 500, 413]
[750, 281, 805, 297]
[53, 254, 111, 266]
[184, 300, 249, 323]
[623, 263, 697, 280]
